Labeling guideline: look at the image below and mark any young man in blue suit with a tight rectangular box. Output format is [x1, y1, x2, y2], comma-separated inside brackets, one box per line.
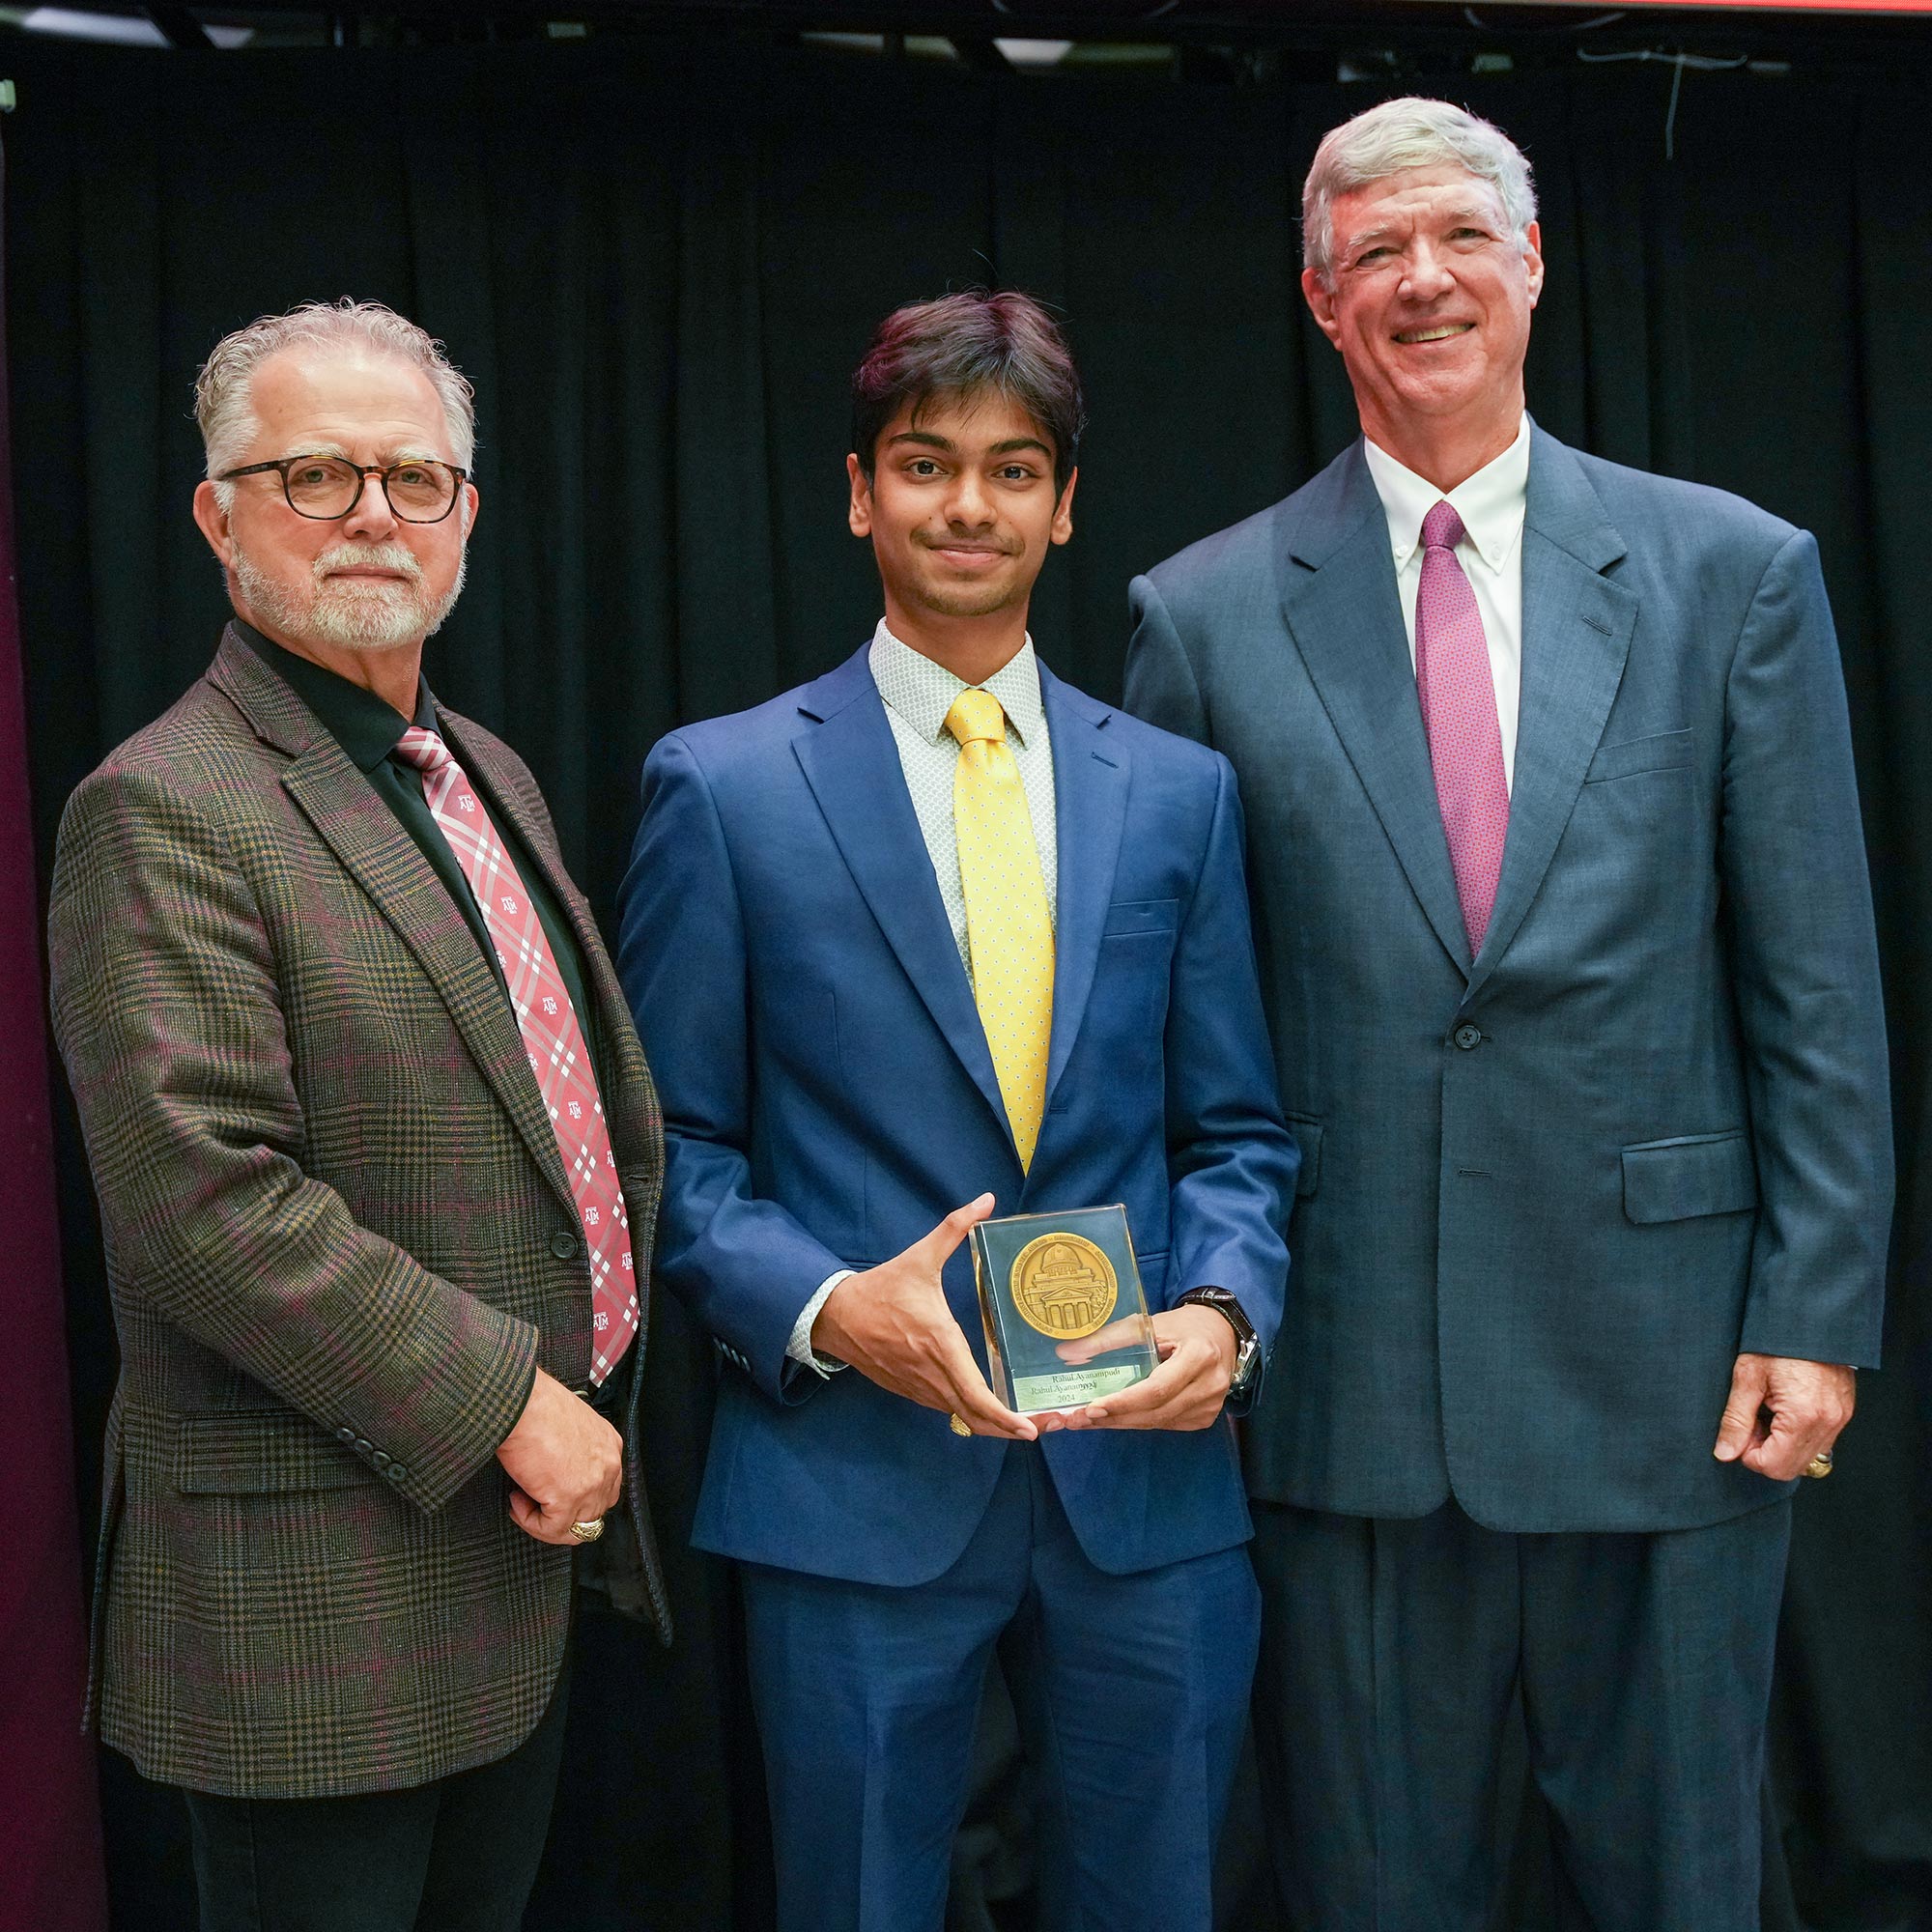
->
[1126, 99, 1892, 1932]
[618, 292, 1295, 1932]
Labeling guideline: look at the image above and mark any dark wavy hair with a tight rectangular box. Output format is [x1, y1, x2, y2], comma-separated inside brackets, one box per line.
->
[851, 290, 1085, 499]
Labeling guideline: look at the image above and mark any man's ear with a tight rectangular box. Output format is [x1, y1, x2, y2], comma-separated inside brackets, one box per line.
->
[846, 452, 873, 538]
[1300, 266, 1343, 349]
[1050, 467, 1078, 547]
[192, 480, 234, 567]
[1521, 219, 1546, 310]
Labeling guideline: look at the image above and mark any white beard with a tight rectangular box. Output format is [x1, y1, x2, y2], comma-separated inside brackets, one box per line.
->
[231, 537, 466, 653]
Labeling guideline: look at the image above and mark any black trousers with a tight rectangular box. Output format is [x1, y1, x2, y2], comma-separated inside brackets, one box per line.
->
[181, 1652, 572, 1932]
[1250, 1495, 1792, 1932]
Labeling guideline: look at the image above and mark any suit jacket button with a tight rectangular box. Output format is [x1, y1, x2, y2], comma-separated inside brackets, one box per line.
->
[1453, 1024, 1483, 1050]
[355, 1436, 373, 1455]
[335, 1425, 355, 1442]
[387, 1464, 408, 1482]
[371, 1449, 391, 1469]
[551, 1231, 582, 1260]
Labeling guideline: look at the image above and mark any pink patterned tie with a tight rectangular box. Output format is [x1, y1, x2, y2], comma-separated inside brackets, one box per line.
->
[395, 726, 639, 1384]
[1415, 500, 1510, 953]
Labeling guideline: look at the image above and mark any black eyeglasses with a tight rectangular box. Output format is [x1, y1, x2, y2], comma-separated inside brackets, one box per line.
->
[218, 453, 468, 525]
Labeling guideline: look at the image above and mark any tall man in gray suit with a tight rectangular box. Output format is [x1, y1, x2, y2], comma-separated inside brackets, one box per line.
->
[1125, 98, 1891, 1931]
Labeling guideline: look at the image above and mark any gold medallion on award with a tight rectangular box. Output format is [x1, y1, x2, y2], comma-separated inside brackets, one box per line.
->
[1009, 1232, 1120, 1340]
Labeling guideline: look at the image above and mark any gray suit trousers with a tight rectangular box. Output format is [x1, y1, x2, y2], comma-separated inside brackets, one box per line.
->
[1250, 1497, 1792, 1932]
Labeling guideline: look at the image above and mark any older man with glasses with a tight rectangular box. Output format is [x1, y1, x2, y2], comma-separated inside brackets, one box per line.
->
[46, 298, 668, 1932]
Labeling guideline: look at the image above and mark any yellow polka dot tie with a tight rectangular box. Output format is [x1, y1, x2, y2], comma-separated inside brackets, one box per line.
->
[946, 687, 1055, 1171]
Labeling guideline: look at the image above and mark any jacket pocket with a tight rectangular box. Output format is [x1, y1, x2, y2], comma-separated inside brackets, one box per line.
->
[1285, 1114, 1323, 1198]
[1621, 1131, 1757, 1225]
[1102, 898, 1179, 937]
[1584, 728, 1693, 784]
[175, 1408, 380, 1494]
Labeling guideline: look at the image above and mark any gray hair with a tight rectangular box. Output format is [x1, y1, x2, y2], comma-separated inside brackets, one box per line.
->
[1301, 98, 1538, 286]
[196, 298, 476, 504]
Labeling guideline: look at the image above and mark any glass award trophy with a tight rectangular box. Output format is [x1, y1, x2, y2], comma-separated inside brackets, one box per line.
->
[969, 1205, 1159, 1416]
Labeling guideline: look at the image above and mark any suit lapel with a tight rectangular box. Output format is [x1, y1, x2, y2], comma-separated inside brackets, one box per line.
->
[1039, 668, 1128, 1113]
[791, 652, 1012, 1141]
[1278, 447, 1473, 975]
[435, 710, 661, 1219]
[1465, 430, 1636, 998]
[440, 719, 664, 1362]
[435, 710, 624, 1056]
[209, 634, 579, 1219]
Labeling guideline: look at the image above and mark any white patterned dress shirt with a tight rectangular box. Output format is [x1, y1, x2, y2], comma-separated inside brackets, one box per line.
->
[1363, 412, 1530, 792]
[785, 622, 1061, 1374]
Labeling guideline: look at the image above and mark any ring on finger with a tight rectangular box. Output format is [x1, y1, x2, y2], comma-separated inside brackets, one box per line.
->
[1802, 1450, 1834, 1480]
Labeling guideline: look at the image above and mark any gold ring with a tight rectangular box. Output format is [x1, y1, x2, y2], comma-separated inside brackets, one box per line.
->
[949, 1413, 972, 1437]
[568, 1518, 606, 1542]
[1803, 1452, 1834, 1480]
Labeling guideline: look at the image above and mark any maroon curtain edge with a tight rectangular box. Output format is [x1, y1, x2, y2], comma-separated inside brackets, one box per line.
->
[0, 106, 111, 1932]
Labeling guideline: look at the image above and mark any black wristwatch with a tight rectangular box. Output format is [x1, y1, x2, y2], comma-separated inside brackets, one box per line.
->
[1179, 1288, 1261, 1400]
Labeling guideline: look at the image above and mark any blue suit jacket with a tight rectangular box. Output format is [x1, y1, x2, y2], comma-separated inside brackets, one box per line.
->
[617, 647, 1296, 1584]
[1126, 425, 1892, 1535]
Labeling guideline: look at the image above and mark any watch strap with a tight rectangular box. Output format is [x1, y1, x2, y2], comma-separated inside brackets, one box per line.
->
[1179, 1288, 1261, 1396]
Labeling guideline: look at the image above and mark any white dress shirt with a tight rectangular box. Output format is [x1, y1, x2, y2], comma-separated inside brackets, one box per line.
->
[785, 622, 1061, 1373]
[1362, 413, 1530, 792]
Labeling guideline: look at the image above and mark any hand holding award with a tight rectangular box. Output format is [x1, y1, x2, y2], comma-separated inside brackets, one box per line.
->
[810, 1193, 1039, 1440]
[1060, 1303, 1240, 1432]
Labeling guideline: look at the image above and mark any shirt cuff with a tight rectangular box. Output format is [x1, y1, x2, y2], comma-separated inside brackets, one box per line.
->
[786, 1270, 855, 1377]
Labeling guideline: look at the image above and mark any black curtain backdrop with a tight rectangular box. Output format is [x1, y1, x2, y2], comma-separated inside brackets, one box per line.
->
[6, 31, 1929, 1932]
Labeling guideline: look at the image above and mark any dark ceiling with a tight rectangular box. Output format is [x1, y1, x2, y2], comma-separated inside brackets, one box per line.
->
[3, 0, 1925, 71]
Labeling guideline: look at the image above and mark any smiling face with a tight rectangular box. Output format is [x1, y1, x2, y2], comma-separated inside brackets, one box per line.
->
[192, 347, 477, 666]
[848, 386, 1075, 637]
[1302, 163, 1543, 469]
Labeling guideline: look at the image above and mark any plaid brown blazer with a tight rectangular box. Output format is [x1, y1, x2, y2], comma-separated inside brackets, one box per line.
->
[47, 628, 668, 1799]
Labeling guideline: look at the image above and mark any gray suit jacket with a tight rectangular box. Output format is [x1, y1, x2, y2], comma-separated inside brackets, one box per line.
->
[1126, 425, 1891, 1533]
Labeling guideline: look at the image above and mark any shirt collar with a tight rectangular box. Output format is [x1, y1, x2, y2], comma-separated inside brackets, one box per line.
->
[867, 619, 1045, 748]
[234, 619, 436, 771]
[1362, 412, 1531, 574]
